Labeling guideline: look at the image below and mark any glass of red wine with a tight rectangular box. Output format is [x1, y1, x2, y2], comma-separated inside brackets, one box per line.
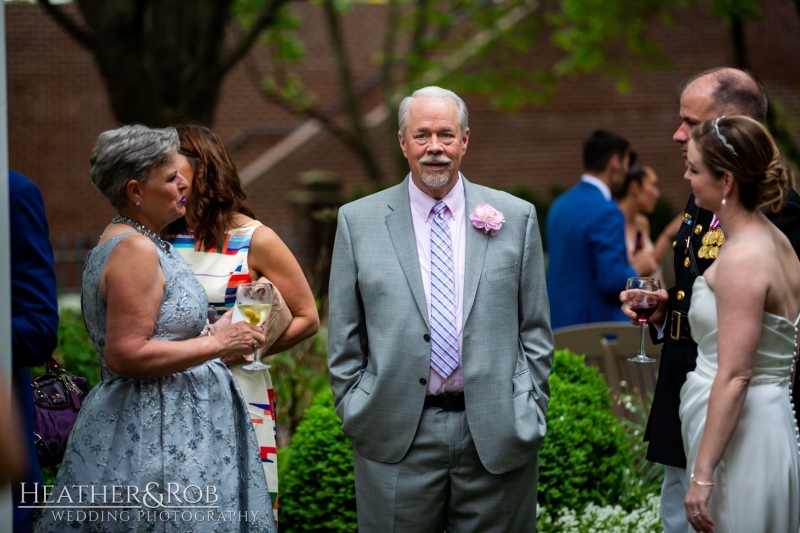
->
[626, 277, 662, 363]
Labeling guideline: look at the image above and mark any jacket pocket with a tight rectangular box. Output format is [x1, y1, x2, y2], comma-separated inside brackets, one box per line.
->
[484, 262, 518, 282]
[512, 368, 535, 399]
[356, 369, 376, 394]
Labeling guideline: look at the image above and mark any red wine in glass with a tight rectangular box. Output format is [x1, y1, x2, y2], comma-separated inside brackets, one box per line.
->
[632, 304, 657, 322]
[625, 277, 662, 363]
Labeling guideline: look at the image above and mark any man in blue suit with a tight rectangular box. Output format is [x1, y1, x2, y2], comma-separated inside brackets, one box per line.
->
[546, 130, 655, 329]
[9, 169, 59, 532]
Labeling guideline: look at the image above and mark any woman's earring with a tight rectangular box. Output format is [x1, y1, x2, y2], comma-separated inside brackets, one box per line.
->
[135, 200, 142, 207]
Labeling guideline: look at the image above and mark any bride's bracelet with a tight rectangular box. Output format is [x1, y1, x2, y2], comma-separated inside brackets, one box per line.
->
[691, 473, 714, 486]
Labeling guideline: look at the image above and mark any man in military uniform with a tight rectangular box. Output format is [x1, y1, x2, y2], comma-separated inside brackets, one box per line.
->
[622, 67, 800, 533]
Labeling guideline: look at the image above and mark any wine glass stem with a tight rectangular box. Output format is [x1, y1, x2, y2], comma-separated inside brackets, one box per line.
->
[639, 321, 647, 356]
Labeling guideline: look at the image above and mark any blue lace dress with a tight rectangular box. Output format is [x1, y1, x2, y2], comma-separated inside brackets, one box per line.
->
[33, 233, 275, 532]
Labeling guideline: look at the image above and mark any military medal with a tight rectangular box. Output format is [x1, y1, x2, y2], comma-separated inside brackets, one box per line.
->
[699, 215, 724, 260]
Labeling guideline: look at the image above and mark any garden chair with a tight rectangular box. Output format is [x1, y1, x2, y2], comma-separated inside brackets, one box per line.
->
[552, 321, 659, 421]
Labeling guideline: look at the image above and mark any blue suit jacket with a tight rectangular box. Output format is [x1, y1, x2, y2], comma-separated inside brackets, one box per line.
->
[9, 170, 58, 532]
[546, 180, 635, 329]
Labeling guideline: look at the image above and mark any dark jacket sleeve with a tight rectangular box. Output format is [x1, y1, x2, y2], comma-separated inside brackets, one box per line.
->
[10, 170, 59, 368]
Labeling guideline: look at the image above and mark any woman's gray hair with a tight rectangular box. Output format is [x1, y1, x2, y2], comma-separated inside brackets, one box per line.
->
[398, 86, 469, 137]
[90, 124, 179, 209]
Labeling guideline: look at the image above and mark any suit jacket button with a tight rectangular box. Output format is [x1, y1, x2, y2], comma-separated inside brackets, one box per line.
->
[419, 378, 427, 385]
[423, 334, 430, 342]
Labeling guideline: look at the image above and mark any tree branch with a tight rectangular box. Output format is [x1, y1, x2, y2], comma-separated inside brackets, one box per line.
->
[322, 0, 382, 182]
[243, 51, 368, 161]
[218, 0, 294, 79]
[39, 0, 94, 50]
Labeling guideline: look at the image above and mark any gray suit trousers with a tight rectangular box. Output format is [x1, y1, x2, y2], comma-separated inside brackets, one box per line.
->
[352, 407, 538, 533]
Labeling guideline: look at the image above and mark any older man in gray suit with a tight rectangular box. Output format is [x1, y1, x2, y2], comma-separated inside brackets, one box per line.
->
[327, 86, 554, 532]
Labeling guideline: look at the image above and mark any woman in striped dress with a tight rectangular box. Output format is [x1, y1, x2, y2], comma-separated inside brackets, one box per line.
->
[166, 124, 320, 528]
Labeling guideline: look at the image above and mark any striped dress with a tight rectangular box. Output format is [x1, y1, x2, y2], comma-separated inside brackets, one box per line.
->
[170, 220, 280, 527]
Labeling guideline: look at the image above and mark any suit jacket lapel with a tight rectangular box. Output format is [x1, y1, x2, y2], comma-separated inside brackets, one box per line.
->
[386, 178, 430, 328]
[462, 178, 488, 325]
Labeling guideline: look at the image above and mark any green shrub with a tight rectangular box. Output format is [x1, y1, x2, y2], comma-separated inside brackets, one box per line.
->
[31, 305, 100, 388]
[279, 389, 357, 533]
[537, 349, 636, 515]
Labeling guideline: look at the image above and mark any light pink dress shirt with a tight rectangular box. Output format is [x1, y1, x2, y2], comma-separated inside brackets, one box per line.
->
[408, 174, 466, 394]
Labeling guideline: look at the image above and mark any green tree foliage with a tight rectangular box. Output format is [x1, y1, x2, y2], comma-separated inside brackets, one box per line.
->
[238, 0, 689, 184]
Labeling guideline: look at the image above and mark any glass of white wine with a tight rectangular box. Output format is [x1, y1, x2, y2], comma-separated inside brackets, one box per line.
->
[237, 281, 273, 371]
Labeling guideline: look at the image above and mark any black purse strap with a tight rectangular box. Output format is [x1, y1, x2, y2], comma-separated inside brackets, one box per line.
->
[45, 356, 66, 376]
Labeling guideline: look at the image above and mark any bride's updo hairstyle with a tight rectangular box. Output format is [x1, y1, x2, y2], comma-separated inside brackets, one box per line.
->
[692, 115, 789, 214]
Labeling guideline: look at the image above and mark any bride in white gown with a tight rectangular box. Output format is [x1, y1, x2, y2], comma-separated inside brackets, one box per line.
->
[678, 115, 800, 533]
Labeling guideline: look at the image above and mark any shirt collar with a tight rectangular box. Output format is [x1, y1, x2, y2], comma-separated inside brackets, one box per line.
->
[409, 173, 465, 221]
[580, 174, 612, 201]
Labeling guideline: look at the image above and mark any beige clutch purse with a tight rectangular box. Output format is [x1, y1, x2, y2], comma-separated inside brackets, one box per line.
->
[258, 276, 293, 351]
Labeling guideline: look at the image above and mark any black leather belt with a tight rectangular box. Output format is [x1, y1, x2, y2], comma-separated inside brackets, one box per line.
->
[423, 392, 465, 411]
[669, 310, 692, 342]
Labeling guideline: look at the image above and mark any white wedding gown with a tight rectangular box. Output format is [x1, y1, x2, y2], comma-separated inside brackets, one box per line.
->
[680, 277, 800, 533]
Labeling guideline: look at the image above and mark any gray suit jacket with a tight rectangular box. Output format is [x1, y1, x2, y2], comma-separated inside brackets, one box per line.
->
[327, 176, 553, 475]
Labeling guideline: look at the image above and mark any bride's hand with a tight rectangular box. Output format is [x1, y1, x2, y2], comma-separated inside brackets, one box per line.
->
[685, 482, 714, 533]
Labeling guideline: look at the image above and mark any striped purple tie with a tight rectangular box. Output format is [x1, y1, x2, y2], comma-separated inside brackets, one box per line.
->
[430, 201, 459, 378]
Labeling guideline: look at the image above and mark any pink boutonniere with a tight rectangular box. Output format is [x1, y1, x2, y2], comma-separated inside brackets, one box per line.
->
[470, 203, 505, 236]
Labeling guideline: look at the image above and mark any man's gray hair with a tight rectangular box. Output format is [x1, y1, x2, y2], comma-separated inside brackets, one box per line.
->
[90, 124, 179, 209]
[398, 86, 469, 137]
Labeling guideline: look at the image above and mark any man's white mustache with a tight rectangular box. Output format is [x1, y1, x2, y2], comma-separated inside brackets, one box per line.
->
[420, 157, 452, 165]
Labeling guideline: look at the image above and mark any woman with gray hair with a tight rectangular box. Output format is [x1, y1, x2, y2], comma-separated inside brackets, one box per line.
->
[34, 125, 276, 532]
